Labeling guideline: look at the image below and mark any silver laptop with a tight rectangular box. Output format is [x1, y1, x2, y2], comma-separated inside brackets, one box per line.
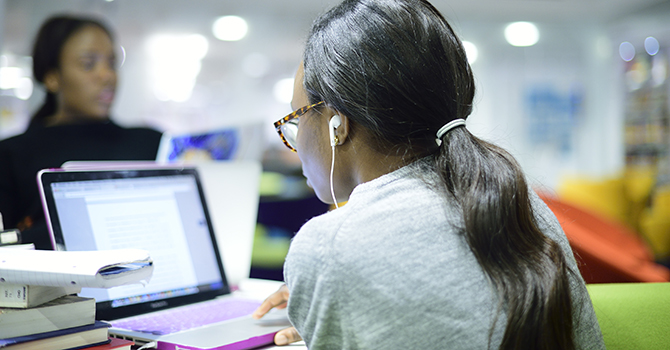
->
[38, 166, 289, 350]
[59, 160, 262, 289]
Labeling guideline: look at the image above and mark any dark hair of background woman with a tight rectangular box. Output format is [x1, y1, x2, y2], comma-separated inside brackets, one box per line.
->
[302, 0, 576, 349]
[30, 15, 114, 126]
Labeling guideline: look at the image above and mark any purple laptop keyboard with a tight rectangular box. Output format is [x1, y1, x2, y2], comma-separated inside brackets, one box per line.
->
[111, 298, 262, 335]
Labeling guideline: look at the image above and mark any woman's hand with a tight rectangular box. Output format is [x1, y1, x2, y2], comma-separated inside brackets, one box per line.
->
[252, 284, 302, 345]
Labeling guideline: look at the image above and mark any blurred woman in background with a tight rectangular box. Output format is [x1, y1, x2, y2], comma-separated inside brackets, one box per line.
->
[0, 15, 161, 249]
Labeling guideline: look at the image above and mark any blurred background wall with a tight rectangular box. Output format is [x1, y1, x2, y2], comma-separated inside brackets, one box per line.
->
[1, 0, 668, 189]
[1, 0, 669, 275]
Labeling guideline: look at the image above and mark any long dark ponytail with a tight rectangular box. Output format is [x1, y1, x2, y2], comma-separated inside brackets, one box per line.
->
[303, 0, 575, 348]
[438, 129, 575, 349]
[30, 15, 113, 126]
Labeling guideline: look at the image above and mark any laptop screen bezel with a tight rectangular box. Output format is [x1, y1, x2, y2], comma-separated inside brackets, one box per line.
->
[37, 166, 231, 320]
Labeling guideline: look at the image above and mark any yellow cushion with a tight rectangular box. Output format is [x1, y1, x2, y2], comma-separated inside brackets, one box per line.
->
[640, 186, 670, 258]
[557, 175, 631, 225]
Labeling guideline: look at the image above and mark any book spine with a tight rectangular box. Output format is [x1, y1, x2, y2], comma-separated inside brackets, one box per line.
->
[0, 320, 110, 347]
[0, 284, 28, 308]
[0, 283, 81, 308]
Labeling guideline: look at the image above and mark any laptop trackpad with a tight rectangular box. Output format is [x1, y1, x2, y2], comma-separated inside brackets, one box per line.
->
[157, 310, 291, 349]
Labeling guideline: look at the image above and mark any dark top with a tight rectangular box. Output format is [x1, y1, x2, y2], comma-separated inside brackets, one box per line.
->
[0, 120, 162, 250]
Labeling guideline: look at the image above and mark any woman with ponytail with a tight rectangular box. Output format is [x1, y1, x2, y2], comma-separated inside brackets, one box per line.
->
[254, 0, 605, 348]
[0, 15, 161, 250]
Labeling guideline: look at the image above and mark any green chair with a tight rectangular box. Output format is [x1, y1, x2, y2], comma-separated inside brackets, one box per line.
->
[586, 283, 670, 349]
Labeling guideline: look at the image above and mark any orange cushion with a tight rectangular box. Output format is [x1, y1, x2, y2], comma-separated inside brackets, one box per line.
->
[539, 192, 670, 283]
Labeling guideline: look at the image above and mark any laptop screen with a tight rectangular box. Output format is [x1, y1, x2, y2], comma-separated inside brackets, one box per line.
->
[156, 128, 239, 162]
[39, 167, 230, 320]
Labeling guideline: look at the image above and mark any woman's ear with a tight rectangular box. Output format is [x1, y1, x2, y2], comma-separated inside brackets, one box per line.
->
[43, 70, 60, 93]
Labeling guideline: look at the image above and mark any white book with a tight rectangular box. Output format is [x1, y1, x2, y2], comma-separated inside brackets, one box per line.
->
[0, 283, 81, 308]
[0, 248, 153, 288]
[0, 295, 95, 339]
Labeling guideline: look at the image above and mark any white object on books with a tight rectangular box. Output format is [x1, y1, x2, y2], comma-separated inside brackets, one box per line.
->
[0, 248, 153, 288]
[0, 295, 95, 339]
[0, 283, 81, 308]
[0, 230, 20, 246]
[0, 244, 34, 250]
[0, 212, 21, 246]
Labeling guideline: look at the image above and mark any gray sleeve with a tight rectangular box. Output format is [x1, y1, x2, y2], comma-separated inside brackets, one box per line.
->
[284, 217, 346, 349]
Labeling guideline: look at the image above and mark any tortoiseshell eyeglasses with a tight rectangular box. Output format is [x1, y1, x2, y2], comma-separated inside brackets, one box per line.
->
[273, 101, 325, 152]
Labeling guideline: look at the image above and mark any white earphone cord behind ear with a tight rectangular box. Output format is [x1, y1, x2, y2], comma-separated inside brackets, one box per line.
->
[330, 143, 338, 209]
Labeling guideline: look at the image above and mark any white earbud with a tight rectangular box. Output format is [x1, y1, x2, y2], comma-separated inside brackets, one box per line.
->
[329, 115, 341, 147]
[328, 115, 342, 209]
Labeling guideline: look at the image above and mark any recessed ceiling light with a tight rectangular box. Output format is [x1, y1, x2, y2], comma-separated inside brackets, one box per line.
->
[213, 16, 248, 41]
[504, 22, 539, 47]
[462, 40, 478, 64]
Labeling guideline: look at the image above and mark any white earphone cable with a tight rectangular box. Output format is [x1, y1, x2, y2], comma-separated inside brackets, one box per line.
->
[330, 144, 339, 209]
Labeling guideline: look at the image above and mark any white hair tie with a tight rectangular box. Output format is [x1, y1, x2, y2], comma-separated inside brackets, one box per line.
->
[435, 118, 466, 145]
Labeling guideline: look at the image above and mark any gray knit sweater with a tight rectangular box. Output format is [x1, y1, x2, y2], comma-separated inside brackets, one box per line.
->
[284, 158, 605, 349]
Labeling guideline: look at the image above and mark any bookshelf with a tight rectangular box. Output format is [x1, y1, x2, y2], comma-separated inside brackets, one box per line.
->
[622, 43, 670, 259]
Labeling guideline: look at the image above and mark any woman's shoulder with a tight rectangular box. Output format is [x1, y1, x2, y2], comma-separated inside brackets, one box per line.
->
[118, 126, 162, 144]
[95, 121, 161, 137]
[70, 121, 162, 147]
[293, 209, 341, 245]
[0, 126, 41, 150]
[528, 189, 569, 243]
[120, 124, 162, 136]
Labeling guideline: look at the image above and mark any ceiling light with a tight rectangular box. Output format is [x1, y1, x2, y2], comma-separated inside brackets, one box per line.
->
[213, 16, 248, 41]
[619, 42, 635, 62]
[119, 45, 126, 68]
[504, 22, 539, 47]
[273, 78, 294, 104]
[146, 34, 208, 102]
[462, 40, 478, 64]
[645, 36, 660, 56]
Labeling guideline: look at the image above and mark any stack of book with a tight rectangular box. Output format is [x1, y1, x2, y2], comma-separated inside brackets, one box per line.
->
[0, 247, 151, 349]
[0, 284, 133, 350]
